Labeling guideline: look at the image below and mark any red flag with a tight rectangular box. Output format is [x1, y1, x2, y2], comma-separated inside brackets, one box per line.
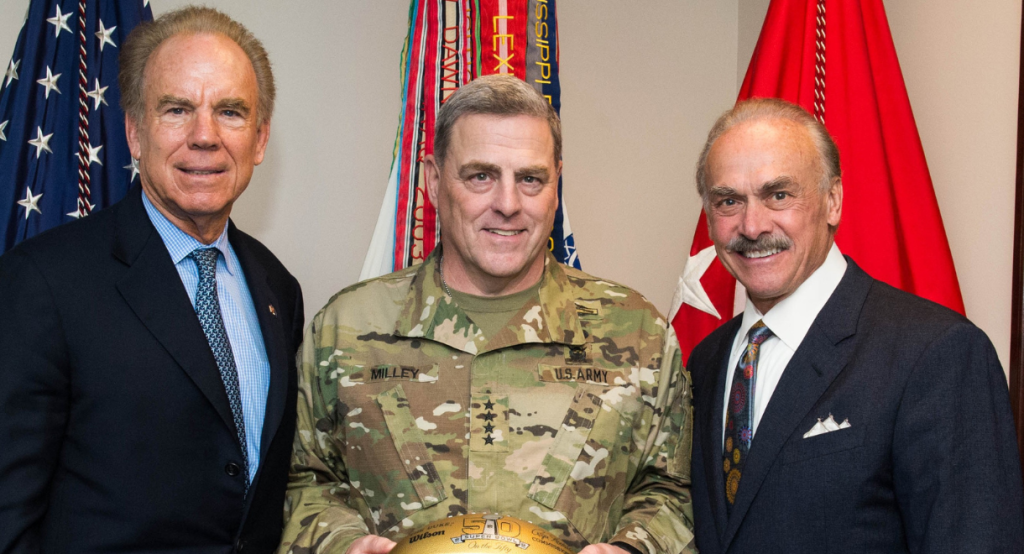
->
[670, 0, 964, 362]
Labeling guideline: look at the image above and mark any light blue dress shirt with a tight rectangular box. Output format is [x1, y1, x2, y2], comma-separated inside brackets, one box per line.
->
[143, 191, 270, 484]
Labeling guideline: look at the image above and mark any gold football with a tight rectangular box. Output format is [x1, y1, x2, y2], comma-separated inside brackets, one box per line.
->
[390, 514, 575, 554]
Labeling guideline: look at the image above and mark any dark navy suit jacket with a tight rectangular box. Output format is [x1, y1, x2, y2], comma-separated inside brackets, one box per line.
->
[0, 186, 304, 553]
[688, 258, 1024, 554]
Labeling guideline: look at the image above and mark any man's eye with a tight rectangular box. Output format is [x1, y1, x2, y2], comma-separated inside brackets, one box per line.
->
[472, 173, 488, 181]
[720, 198, 736, 206]
[167, 107, 185, 115]
[522, 176, 537, 184]
[773, 192, 788, 201]
[222, 110, 238, 117]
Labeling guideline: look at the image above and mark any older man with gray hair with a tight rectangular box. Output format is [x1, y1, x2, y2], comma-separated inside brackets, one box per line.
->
[0, 6, 303, 553]
[686, 97, 1023, 553]
[279, 74, 695, 554]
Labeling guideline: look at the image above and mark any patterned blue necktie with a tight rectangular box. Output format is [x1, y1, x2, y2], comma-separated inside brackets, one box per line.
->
[723, 320, 773, 512]
[189, 248, 249, 486]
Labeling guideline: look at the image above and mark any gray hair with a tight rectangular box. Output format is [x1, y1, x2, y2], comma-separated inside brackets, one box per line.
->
[433, 74, 561, 167]
[119, 6, 275, 125]
[695, 98, 840, 204]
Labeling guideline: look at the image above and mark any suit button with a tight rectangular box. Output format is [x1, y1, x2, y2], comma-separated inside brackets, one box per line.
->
[225, 462, 241, 477]
[235, 538, 246, 552]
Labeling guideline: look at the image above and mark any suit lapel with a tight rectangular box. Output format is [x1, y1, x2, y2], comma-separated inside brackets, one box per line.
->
[720, 260, 871, 551]
[112, 187, 239, 437]
[701, 317, 741, 541]
[229, 224, 289, 464]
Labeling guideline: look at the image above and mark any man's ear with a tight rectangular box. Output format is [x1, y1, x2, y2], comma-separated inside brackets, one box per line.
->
[553, 159, 563, 210]
[125, 116, 141, 160]
[424, 154, 441, 205]
[253, 119, 271, 166]
[826, 177, 843, 228]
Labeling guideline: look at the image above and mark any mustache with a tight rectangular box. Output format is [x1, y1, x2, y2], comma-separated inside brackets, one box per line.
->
[726, 234, 792, 253]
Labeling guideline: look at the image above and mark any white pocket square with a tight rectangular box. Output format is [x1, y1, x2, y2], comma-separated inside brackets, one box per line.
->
[802, 414, 851, 438]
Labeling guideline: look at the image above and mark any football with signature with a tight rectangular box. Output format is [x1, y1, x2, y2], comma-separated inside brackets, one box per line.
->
[390, 514, 575, 554]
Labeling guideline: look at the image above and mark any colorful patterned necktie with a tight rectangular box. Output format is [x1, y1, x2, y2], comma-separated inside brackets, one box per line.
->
[723, 320, 773, 512]
[190, 248, 249, 487]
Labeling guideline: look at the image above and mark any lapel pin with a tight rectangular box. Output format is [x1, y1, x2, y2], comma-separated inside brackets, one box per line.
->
[269, 304, 277, 316]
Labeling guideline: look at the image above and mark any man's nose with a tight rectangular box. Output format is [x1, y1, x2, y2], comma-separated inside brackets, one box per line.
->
[492, 178, 522, 217]
[188, 111, 219, 150]
[739, 201, 772, 239]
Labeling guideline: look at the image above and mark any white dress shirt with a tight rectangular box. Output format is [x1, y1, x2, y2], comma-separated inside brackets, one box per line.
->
[722, 243, 847, 444]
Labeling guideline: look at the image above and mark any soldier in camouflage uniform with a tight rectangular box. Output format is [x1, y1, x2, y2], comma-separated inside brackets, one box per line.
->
[279, 75, 695, 554]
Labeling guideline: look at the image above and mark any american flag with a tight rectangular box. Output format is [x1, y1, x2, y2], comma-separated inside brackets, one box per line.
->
[0, 0, 152, 254]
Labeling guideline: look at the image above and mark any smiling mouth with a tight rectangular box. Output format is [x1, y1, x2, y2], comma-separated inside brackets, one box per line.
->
[742, 247, 783, 259]
[487, 229, 523, 237]
[726, 234, 792, 260]
[178, 168, 224, 176]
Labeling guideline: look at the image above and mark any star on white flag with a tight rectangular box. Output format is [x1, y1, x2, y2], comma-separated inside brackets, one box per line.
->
[36, 66, 61, 99]
[86, 79, 108, 109]
[0, 120, 7, 141]
[27, 126, 53, 158]
[3, 59, 18, 88]
[17, 186, 43, 220]
[47, 5, 72, 38]
[668, 245, 722, 321]
[96, 20, 117, 51]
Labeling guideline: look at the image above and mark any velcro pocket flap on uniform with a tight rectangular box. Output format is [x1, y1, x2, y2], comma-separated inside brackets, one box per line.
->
[527, 384, 605, 508]
[376, 384, 447, 508]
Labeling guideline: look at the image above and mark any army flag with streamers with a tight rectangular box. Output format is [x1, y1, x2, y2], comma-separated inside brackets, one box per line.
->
[0, 0, 153, 254]
[669, 0, 964, 361]
[361, 0, 579, 280]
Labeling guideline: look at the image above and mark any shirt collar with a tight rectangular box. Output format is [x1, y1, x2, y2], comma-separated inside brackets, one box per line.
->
[395, 248, 586, 354]
[141, 189, 236, 276]
[738, 242, 847, 350]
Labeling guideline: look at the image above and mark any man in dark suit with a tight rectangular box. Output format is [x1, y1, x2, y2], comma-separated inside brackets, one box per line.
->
[687, 98, 1024, 554]
[0, 7, 303, 553]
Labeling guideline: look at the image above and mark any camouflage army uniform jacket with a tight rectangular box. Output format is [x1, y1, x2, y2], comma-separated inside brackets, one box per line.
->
[280, 251, 695, 554]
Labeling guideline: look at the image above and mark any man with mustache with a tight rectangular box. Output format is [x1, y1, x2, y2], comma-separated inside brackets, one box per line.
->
[278, 75, 695, 554]
[686, 98, 1023, 553]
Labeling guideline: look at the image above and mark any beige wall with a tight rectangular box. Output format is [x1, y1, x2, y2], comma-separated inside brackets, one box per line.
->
[557, 2, 737, 311]
[886, 0, 1021, 374]
[1, 0, 1019, 372]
